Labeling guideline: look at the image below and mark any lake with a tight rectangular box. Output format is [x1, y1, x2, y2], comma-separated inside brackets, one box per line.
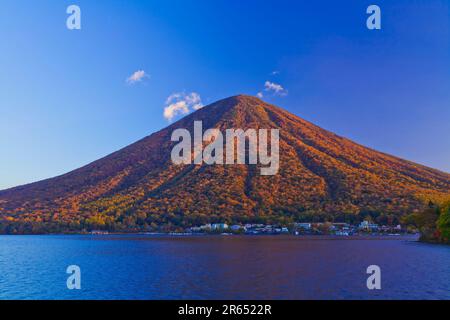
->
[0, 235, 449, 300]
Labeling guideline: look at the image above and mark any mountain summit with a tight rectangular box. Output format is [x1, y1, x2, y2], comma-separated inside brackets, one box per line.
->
[1, 95, 449, 232]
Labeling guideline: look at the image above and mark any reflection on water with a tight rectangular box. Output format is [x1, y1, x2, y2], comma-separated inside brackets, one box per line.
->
[0, 235, 449, 300]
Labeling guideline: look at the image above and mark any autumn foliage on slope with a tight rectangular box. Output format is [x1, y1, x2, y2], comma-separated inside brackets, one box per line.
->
[0, 95, 449, 233]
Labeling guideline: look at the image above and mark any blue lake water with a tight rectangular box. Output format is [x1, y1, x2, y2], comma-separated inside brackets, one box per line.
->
[0, 235, 449, 300]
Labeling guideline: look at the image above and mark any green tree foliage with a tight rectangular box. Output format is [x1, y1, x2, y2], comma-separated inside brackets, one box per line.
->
[437, 203, 450, 242]
[404, 201, 450, 244]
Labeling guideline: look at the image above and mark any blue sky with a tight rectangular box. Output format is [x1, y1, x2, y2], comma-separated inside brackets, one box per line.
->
[0, 0, 449, 189]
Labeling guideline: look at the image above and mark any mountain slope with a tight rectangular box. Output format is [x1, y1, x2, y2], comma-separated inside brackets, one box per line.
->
[1, 95, 449, 232]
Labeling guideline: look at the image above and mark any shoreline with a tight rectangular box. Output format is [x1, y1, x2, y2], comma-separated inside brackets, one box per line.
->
[0, 232, 421, 241]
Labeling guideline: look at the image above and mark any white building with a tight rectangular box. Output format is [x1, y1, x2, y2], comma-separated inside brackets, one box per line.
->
[359, 221, 379, 231]
[295, 223, 312, 230]
[211, 223, 229, 230]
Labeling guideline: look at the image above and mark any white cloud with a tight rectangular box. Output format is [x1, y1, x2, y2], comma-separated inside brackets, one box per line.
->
[255, 81, 287, 99]
[126, 70, 149, 84]
[264, 81, 286, 94]
[165, 93, 182, 104]
[264, 81, 287, 96]
[185, 92, 203, 110]
[164, 92, 204, 121]
[163, 100, 190, 121]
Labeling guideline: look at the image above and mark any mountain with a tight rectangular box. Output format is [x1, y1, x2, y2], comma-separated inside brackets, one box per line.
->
[1, 95, 449, 233]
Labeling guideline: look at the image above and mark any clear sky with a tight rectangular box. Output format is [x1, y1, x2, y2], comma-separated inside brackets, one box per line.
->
[0, 0, 449, 190]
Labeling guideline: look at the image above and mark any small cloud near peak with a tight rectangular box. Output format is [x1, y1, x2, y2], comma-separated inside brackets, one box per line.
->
[264, 81, 287, 96]
[164, 92, 204, 121]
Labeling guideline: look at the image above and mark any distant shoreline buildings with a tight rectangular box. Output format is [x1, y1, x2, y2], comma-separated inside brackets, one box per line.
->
[184, 220, 404, 236]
